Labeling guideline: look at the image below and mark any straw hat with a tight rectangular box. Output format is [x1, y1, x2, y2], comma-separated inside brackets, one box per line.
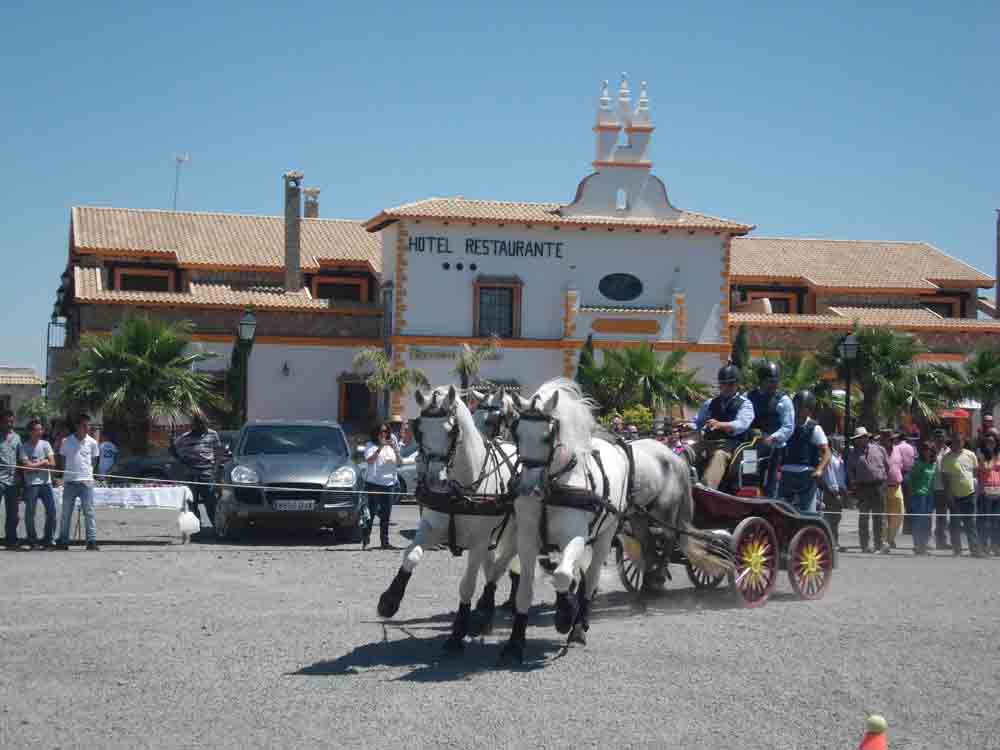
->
[389, 414, 404, 424]
[851, 426, 871, 440]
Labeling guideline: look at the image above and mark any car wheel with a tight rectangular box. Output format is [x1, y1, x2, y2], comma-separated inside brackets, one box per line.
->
[213, 499, 242, 541]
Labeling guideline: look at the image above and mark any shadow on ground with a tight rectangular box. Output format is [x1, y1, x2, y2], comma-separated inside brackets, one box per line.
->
[292, 620, 565, 681]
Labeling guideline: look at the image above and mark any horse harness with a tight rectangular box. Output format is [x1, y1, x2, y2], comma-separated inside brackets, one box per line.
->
[413, 404, 517, 557]
[511, 411, 637, 553]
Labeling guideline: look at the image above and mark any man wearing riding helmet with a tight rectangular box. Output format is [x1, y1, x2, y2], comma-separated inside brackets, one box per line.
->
[693, 362, 755, 489]
[777, 390, 830, 514]
[747, 361, 795, 497]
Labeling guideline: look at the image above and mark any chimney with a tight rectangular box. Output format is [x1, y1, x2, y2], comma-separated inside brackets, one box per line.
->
[303, 188, 320, 218]
[283, 171, 303, 292]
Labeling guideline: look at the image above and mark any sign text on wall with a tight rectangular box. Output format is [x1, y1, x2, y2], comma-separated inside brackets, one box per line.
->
[410, 347, 503, 361]
[409, 236, 564, 259]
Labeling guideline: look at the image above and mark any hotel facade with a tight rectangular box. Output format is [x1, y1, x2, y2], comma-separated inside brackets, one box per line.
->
[49, 77, 1000, 432]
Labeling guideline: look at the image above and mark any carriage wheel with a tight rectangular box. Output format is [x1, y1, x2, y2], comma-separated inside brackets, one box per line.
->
[614, 532, 645, 593]
[685, 560, 725, 590]
[787, 526, 833, 600]
[729, 517, 779, 608]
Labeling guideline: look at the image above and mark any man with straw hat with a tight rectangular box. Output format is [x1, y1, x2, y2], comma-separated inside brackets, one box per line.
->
[847, 427, 891, 553]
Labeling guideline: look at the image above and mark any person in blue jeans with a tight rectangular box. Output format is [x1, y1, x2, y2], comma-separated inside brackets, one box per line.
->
[777, 391, 830, 514]
[19, 419, 57, 549]
[0, 409, 22, 549]
[56, 414, 101, 551]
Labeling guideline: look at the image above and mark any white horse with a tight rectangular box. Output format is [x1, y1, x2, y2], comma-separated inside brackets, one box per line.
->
[377, 385, 520, 653]
[499, 378, 732, 664]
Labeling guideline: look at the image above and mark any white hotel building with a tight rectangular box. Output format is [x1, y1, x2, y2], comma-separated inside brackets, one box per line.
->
[52, 76, 997, 433]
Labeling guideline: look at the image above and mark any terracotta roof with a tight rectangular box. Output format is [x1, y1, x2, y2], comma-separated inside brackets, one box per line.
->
[0, 368, 44, 386]
[73, 266, 380, 314]
[72, 206, 380, 272]
[730, 306, 1000, 332]
[365, 197, 753, 233]
[580, 304, 673, 314]
[731, 237, 993, 290]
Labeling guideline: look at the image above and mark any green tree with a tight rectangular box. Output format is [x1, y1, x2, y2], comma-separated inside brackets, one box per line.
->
[352, 347, 429, 417]
[15, 396, 60, 427]
[575, 334, 596, 395]
[58, 317, 222, 454]
[819, 326, 924, 430]
[730, 323, 750, 371]
[452, 334, 501, 393]
[880, 366, 947, 430]
[579, 343, 708, 418]
[930, 348, 1000, 418]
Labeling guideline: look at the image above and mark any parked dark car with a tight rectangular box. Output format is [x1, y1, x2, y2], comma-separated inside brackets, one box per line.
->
[214, 420, 363, 541]
[106, 429, 238, 485]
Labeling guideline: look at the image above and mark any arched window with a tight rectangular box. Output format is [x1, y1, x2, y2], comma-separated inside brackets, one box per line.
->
[615, 188, 627, 211]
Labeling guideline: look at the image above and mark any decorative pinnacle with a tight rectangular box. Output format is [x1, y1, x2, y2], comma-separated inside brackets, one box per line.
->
[599, 79, 611, 109]
[618, 72, 631, 98]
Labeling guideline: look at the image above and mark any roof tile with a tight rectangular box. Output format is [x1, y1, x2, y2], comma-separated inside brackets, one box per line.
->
[365, 197, 752, 233]
[72, 207, 380, 272]
[0, 367, 44, 386]
[731, 237, 992, 290]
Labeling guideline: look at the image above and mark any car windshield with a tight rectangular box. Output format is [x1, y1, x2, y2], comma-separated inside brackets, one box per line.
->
[241, 426, 348, 457]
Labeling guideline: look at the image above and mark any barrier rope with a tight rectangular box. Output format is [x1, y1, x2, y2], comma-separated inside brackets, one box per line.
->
[4, 462, 1000, 515]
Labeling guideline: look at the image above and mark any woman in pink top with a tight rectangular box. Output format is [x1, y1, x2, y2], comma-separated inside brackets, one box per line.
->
[977, 430, 1000, 555]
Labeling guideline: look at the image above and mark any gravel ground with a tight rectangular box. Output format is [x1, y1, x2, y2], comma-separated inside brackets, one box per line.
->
[1, 505, 997, 750]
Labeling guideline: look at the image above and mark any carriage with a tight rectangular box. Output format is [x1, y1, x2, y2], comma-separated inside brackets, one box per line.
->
[615, 438, 836, 607]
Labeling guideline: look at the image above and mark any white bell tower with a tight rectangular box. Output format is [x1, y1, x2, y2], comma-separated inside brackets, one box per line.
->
[563, 74, 679, 221]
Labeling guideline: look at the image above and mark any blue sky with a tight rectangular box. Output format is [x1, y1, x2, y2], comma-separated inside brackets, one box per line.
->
[3, 1, 998, 376]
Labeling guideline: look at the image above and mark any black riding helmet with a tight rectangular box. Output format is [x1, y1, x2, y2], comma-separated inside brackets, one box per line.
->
[793, 389, 816, 412]
[717, 362, 741, 384]
[757, 361, 780, 384]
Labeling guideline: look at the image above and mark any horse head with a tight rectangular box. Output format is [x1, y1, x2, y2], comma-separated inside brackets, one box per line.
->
[473, 388, 519, 440]
[413, 385, 462, 493]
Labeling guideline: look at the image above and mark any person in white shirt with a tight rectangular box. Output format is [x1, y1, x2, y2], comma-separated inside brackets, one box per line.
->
[820, 435, 849, 551]
[19, 419, 57, 549]
[56, 414, 101, 550]
[98, 431, 120, 478]
[363, 422, 400, 550]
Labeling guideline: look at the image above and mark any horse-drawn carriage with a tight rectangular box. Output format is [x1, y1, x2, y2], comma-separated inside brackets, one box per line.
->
[615, 435, 836, 607]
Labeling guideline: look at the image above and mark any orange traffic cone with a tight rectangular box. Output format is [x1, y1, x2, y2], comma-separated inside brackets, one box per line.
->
[858, 714, 888, 750]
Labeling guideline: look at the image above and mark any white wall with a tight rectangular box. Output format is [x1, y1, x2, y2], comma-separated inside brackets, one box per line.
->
[388, 221, 726, 343]
[245, 344, 359, 422]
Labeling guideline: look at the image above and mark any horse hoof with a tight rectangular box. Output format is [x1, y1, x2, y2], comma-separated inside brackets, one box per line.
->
[554, 593, 578, 635]
[377, 592, 401, 618]
[442, 636, 465, 655]
[470, 614, 494, 637]
[568, 624, 587, 646]
[498, 641, 524, 665]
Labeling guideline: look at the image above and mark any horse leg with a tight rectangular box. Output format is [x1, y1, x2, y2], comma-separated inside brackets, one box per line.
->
[377, 515, 441, 618]
[500, 499, 539, 665]
[551, 510, 592, 634]
[481, 515, 518, 613]
[569, 529, 613, 646]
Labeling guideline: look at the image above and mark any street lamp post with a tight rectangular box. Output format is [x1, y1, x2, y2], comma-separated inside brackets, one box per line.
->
[838, 332, 859, 440]
[237, 309, 257, 426]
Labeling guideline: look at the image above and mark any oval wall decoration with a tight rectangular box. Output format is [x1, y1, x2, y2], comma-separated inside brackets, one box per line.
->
[598, 273, 643, 302]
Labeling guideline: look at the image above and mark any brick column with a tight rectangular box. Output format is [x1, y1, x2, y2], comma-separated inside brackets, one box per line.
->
[390, 344, 407, 415]
[394, 223, 409, 334]
[719, 235, 732, 344]
[673, 291, 687, 341]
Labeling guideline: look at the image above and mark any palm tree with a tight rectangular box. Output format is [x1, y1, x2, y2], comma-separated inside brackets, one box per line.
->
[352, 348, 429, 417]
[819, 326, 924, 430]
[581, 343, 709, 418]
[880, 366, 947, 431]
[931, 348, 1000, 419]
[452, 335, 501, 393]
[730, 323, 750, 371]
[575, 334, 596, 394]
[59, 317, 221, 454]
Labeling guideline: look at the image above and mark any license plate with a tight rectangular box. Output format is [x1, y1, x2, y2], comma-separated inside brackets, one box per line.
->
[273, 499, 315, 511]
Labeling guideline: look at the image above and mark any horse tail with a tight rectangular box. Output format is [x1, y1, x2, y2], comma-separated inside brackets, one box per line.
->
[681, 522, 734, 579]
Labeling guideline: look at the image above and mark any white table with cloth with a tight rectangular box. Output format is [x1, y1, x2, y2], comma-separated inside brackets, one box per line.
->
[52, 485, 194, 542]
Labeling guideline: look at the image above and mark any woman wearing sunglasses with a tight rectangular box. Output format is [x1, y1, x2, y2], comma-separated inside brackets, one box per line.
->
[363, 422, 401, 550]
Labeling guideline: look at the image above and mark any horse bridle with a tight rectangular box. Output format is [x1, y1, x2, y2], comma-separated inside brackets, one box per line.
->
[474, 401, 512, 441]
[511, 410, 578, 483]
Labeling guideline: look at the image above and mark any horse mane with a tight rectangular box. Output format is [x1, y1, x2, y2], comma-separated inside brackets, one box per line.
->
[529, 377, 598, 457]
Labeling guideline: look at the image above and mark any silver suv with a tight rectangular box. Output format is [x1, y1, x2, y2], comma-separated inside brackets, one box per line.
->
[214, 420, 363, 541]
